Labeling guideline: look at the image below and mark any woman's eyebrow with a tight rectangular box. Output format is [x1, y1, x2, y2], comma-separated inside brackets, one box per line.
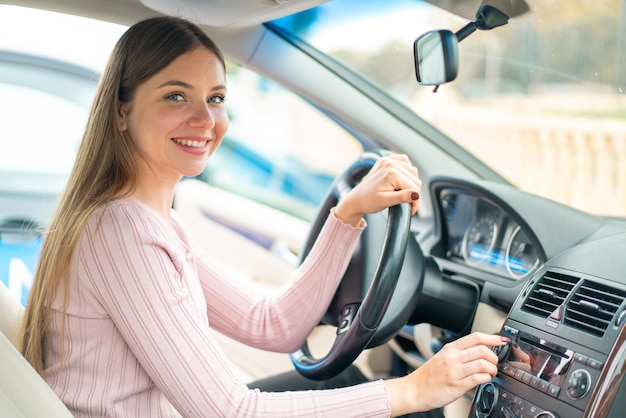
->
[159, 80, 192, 89]
[158, 80, 226, 92]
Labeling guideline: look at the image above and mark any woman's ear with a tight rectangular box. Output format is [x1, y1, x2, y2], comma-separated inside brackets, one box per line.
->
[118, 103, 129, 132]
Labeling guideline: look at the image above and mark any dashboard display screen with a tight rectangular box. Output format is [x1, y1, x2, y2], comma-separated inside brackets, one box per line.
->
[507, 332, 573, 385]
[440, 189, 540, 279]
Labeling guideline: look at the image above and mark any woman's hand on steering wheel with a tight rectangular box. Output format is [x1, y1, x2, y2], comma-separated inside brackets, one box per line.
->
[334, 154, 422, 226]
[291, 151, 419, 381]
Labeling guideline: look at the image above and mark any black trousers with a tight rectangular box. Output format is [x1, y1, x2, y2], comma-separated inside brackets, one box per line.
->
[249, 365, 445, 418]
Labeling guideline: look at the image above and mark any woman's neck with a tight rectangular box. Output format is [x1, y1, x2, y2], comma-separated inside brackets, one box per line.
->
[130, 189, 174, 221]
[130, 175, 180, 221]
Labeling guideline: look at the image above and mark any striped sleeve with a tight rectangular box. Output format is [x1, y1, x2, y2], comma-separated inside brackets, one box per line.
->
[200, 209, 365, 352]
[75, 201, 391, 417]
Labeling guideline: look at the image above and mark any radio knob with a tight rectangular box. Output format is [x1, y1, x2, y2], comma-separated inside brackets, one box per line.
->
[566, 369, 591, 399]
[474, 382, 498, 417]
[492, 341, 511, 363]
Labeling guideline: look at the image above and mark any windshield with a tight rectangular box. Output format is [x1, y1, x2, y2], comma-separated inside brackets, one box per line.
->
[271, 0, 626, 218]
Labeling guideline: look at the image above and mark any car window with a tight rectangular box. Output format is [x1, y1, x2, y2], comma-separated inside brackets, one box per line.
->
[0, 73, 88, 193]
[196, 64, 363, 221]
[270, 0, 626, 218]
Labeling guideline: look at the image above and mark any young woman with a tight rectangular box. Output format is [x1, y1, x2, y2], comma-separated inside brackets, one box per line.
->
[19, 16, 506, 417]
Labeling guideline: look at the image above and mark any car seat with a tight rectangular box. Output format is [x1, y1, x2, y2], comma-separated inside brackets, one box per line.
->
[0, 280, 73, 417]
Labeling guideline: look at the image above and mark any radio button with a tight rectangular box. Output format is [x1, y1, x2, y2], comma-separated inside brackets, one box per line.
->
[530, 376, 541, 389]
[501, 363, 515, 377]
[574, 353, 588, 364]
[503, 325, 519, 336]
[586, 357, 603, 370]
[527, 404, 540, 416]
[538, 380, 550, 393]
[547, 384, 560, 398]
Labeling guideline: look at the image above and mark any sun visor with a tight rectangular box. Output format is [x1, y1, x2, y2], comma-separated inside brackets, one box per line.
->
[140, 0, 329, 28]
[423, 0, 530, 20]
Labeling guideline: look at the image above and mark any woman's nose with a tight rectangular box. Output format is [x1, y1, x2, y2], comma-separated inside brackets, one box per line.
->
[189, 101, 215, 128]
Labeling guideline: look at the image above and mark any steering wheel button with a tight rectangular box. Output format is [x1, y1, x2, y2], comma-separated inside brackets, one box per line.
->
[338, 319, 349, 332]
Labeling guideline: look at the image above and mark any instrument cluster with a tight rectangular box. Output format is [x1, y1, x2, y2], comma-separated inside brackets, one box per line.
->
[439, 187, 541, 280]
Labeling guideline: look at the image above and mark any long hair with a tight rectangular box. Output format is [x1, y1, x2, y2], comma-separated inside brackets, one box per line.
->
[18, 16, 226, 374]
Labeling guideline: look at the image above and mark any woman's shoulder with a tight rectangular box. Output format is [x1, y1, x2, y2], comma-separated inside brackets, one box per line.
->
[88, 198, 167, 236]
[93, 198, 146, 222]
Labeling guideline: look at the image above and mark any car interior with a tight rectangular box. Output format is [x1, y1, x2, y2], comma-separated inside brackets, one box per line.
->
[1, 0, 626, 417]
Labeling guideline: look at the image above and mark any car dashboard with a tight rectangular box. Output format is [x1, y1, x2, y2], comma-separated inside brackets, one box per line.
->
[402, 177, 626, 418]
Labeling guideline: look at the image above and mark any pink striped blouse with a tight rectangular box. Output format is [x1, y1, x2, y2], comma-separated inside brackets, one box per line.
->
[43, 198, 391, 417]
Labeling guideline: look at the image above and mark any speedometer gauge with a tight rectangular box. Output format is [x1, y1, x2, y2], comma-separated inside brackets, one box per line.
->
[505, 225, 540, 278]
[461, 213, 498, 266]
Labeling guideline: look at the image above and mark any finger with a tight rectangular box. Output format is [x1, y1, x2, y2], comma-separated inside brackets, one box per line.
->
[401, 189, 421, 215]
[375, 164, 421, 195]
[444, 354, 499, 386]
[384, 153, 412, 165]
[451, 332, 510, 351]
[466, 356, 500, 378]
[459, 344, 499, 366]
[455, 370, 497, 390]
[376, 156, 420, 186]
[369, 156, 421, 183]
[377, 189, 420, 211]
[372, 155, 417, 178]
[410, 192, 421, 215]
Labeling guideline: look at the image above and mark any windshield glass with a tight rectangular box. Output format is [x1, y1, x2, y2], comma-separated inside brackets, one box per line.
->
[271, 0, 626, 218]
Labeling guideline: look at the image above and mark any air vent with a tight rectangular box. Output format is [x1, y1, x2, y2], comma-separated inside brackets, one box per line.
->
[564, 281, 626, 337]
[521, 271, 580, 318]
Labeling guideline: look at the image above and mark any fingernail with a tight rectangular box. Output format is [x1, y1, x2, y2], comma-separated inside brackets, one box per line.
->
[411, 192, 420, 200]
[500, 336, 511, 343]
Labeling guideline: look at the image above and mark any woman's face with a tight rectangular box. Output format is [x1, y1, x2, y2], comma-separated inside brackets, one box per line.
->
[119, 46, 228, 183]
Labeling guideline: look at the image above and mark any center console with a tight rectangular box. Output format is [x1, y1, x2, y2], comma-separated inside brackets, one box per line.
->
[469, 268, 626, 418]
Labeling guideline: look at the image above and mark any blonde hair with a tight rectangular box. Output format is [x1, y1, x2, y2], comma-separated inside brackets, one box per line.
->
[19, 16, 225, 374]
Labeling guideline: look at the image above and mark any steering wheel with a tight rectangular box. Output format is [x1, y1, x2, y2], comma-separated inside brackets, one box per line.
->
[290, 151, 424, 381]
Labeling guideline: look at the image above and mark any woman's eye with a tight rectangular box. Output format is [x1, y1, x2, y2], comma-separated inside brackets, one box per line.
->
[208, 94, 226, 104]
[166, 93, 185, 102]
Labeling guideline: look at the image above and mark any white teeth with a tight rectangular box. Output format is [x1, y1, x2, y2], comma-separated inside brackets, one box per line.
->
[173, 138, 207, 148]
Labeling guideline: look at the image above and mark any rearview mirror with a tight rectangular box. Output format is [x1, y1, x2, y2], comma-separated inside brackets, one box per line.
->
[414, 4, 513, 91]
[413, 29, 458, 87]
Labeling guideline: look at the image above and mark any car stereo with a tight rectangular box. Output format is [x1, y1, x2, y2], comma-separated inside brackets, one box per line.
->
[467, 266, 626, 418]
[471, 324, 606, 418]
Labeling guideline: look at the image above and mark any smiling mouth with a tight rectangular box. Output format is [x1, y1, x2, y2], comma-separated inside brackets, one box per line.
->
[172, 138, 208, 148]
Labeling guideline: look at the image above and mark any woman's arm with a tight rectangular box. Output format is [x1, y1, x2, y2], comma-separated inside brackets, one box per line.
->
[79, 201, 391, 417]
[201, 154, 422, 352]
[199, 208, 363, 352]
